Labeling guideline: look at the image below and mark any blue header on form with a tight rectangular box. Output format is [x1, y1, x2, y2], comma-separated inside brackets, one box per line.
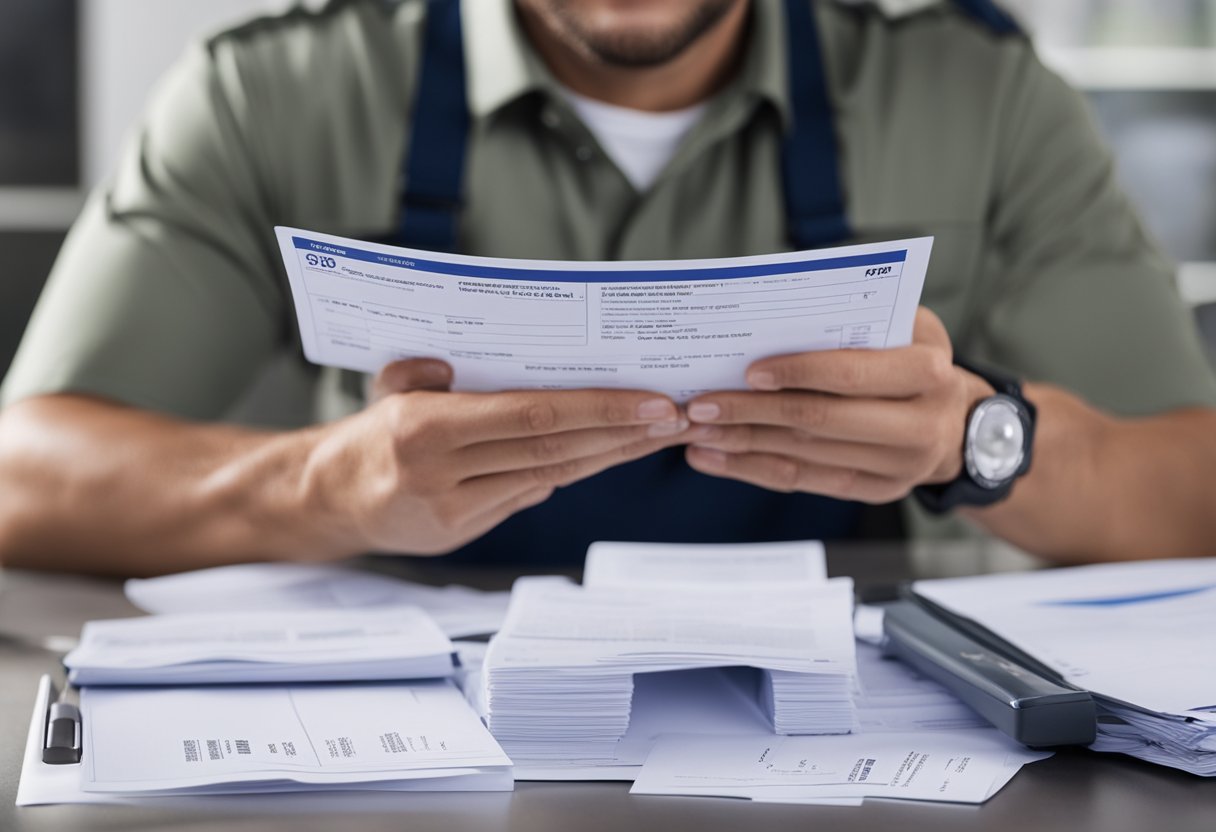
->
[292, 236, 907, 284]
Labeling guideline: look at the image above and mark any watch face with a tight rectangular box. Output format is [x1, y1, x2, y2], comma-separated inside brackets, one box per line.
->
[966, 397, 1026, 488]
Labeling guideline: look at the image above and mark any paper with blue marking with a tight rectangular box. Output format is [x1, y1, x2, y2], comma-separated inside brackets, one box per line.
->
[275, 228, 931, 401]
[914, 560, 1216, 776]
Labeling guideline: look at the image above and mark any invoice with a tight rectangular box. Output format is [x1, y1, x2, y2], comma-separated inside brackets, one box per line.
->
[275, 229, 932, 401]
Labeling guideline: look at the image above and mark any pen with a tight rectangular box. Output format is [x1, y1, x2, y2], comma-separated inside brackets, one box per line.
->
[43, 679, 82, 765]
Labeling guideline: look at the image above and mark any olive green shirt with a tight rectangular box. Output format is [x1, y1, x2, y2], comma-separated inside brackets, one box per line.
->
[5, 0, 1215, 422]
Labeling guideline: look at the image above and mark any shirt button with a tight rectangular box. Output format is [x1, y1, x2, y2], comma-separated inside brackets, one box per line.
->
[541, 109, 562, 129]
[575, 145, 594, 162]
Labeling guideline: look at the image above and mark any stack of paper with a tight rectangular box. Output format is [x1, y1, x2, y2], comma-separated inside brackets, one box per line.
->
[914, 559, 1216, 776]
[80, 680, 511, 795]
[64, 608, 456, 685]
[482, 574, 857, 772]
[124, 563, 510, 638]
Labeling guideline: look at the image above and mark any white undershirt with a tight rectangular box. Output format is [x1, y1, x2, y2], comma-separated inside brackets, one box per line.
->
[561, 88, 709, 192]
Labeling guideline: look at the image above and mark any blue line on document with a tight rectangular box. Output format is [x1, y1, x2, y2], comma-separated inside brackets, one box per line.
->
[292, 236, 907, 284]
[1038, 584, 1216, 608]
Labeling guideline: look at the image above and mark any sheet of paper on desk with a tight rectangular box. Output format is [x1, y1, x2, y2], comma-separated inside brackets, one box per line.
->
[631, 730, 1050, 805]
[17, 677, 509, 806]
[583, 540, 826, 588]
[914, 559, 1216, 775]
[80, 680, 511, 795]
[275, 227, 932, 402]
[125, 563, 510, 638]
[914, 559, 1216, 716]
[64, 607, 455, 685]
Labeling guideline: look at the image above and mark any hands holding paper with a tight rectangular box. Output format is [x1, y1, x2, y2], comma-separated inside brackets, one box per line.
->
[365, 307, 992, 538]
[683, 307, 994, 503]
[322, 359, 690, 555]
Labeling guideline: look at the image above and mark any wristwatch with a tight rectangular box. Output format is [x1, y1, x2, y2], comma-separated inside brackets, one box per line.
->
[913, 359, 1037, 514]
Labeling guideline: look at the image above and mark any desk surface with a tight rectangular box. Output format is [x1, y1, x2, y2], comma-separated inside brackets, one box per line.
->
[3, 546, 1214, 832]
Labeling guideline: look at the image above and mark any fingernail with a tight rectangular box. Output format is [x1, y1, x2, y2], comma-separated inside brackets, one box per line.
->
[687, 402, 721, 422]
[690, 447, 727, 471]
[748, 370, 777, 390]
[637, 398, 676, 421]
[420, 361, 452, 382]
[648, 418, 689, 438]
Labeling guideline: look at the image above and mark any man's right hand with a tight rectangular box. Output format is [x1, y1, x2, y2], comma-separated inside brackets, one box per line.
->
[302, 358, 689, 556]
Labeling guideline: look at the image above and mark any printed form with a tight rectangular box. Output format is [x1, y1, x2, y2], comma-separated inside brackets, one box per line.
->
[276, 228, 932, 400]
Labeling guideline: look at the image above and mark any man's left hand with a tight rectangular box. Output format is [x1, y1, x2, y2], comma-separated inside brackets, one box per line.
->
[683, 307, 993, 503]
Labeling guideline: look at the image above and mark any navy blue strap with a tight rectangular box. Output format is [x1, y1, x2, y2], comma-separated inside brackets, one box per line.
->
[952, 0, 1023, 36]
[780, 0, 850, 250]
[397, 0, 469, 252]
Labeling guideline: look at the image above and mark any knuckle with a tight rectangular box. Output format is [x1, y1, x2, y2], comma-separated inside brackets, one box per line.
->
[601, 398, 634, 425]
[535, 458, 583, 487]
[530, 433, 567, 464]
[924, 350, 955, 389]
[774, 457, 801, 492]
[523, 401, 559, 433]
[831, 466, 861, 499]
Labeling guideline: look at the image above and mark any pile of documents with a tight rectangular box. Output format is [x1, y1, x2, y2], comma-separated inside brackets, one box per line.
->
[63, 608, 457, 685]
[480, 541, 859, 774]
[914, 559, 1216, 776]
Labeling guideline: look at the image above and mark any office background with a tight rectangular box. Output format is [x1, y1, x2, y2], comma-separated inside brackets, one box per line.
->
[3, 0, 1216, 418]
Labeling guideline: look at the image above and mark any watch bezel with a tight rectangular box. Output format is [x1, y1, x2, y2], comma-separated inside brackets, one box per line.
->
[963, 394, 1028, 490]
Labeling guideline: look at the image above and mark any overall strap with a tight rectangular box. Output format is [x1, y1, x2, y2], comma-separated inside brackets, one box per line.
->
[952, 0, 1023, 36]
[396, 0, 470, 251]
[780, 0, 851, 250]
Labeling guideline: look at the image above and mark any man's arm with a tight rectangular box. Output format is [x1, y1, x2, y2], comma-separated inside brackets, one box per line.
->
[0, 361, 689, 577]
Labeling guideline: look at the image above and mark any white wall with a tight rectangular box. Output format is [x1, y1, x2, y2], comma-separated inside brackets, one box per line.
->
[82, 0, 319, 188]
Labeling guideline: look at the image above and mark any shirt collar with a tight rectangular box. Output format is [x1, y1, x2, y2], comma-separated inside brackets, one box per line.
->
[462, 0, 791, 123]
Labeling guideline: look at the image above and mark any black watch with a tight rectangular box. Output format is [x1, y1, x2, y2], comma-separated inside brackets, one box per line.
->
[913, 358, 1036, 514]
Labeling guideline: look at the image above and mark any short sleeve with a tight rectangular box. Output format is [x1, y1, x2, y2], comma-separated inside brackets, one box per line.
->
[972, 45, 1216, 416]
[0, 40, 285, 419]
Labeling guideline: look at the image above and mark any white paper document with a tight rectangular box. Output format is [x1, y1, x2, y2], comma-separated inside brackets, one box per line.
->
[64, 608, 455, 685]
[913, 560, 1216, 716]
[914, 559, 1216, 775]
[583, 540, 827, 588]
[80, 680, 511, 795]
[125, 563, 510, 638]
[631, 730, 1050, 804]
[275, 227, 932, 401]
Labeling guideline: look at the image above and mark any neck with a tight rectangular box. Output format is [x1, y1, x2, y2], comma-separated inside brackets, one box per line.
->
[515, 1, 750, 112]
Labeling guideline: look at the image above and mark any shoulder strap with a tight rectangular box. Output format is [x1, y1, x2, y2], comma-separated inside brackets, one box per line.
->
[781, 0, 851, 250]
[951, 0, 1023, 35]
[397, 0, 469, 252]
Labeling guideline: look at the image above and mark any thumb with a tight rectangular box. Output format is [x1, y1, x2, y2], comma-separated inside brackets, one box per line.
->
[370, 359, 454, 401]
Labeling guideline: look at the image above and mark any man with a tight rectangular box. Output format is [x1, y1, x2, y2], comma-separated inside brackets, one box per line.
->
[1, 0, 1214, 576]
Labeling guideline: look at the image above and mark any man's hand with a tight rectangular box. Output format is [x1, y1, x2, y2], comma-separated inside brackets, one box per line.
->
[305, 358, 689, 555]
[682, 308, 992, 503]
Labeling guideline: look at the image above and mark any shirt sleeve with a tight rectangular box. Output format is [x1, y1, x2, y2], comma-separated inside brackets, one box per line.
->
[0, 38, 287, 420]
[970, 43, 1216, 417]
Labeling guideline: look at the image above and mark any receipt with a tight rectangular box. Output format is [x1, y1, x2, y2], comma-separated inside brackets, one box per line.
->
[275, 228, 931, 401]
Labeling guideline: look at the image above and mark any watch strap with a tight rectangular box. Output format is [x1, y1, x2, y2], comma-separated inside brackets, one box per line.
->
[913, 358, 1036, 515]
